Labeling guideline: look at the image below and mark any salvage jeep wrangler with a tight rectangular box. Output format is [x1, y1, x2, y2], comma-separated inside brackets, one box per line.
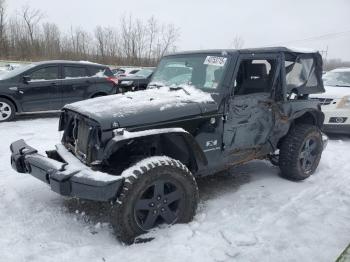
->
[11, 47, 328, 243]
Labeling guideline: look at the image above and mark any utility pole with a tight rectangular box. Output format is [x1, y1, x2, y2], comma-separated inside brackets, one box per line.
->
[319, 45, 328, 70]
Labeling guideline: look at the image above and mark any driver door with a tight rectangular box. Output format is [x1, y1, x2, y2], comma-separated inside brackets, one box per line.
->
[223, 53, 281, 161]
[19, 65, 62, 112]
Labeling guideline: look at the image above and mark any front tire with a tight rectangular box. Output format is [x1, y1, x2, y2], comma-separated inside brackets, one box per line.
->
[279, 124, 323, 181]
[0, 98, 15, 122]
[111, 156, 198, 244]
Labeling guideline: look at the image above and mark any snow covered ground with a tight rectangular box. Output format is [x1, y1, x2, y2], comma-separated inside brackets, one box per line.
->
[0, 116, 349, 262]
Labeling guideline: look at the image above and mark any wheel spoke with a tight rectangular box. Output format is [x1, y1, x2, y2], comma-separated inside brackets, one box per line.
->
[142, 211, 158, 230]
[304, 139, 310, 151]
[1, 113, 7, 120]
[309, 141, 317, 151]
[153, 181, 164, 197]
[0, 102, 11, 121]
[299, 150, 307, 159]
[160, 206, 177, 224]
[301, 158, 307, 170]
[135, 199, 153, 211]
[165, 190, 182, 204]
[308, 154, 317, 164]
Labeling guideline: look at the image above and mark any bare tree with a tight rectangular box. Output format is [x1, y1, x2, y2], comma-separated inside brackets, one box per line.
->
[231, 35, 244, 49]
[94, 25, 106, 58]
[0, 7, 180, 65]
[21, 5, 44, 45]
[0, 0, 7, 53]
[324, 58, 350, 71]
[147, 16, 158, 61]
[158, 24, 179, 58]
[42, 22, 60, 58]
[136, 20, 145, 58]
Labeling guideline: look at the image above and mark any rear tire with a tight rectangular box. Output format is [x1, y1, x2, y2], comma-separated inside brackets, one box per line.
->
[111, 156, 198, 244]
[279, 124, 323, 181]
[0, 98, 15, 122]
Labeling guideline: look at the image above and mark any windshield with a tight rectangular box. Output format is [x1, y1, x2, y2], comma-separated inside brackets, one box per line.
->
[323, 71, 350, 87]
[134, 68, 154, 77]
[150, 54, 228, 91]
[0, 64, 35, 80]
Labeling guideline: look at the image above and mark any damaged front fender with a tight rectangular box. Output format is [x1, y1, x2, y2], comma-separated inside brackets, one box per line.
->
[103, 127, 208, 172]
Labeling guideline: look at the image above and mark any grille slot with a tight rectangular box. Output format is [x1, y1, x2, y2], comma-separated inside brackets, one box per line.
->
[76, 120, 91, 155]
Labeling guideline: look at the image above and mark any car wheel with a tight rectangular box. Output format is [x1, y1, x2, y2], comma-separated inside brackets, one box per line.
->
[279, 124, 323, 181]
[111, 156, 198, 244]
[0, 98, 15, 122]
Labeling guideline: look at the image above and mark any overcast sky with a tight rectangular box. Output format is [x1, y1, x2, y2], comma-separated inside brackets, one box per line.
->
[6, 0, 350, 60]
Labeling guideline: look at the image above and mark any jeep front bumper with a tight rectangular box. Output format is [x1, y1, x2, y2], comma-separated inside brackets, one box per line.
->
[10, 140, 124, 201]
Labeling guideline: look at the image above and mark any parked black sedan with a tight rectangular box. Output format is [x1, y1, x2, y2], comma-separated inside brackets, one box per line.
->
[0, 60, 118, 122]
[117, 68, 155, 92]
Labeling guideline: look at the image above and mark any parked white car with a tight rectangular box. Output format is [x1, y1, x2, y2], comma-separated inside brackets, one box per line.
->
[312, 68, 350, 134]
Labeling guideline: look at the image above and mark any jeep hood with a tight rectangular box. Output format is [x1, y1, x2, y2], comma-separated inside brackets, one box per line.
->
[64, 86, 217, 130]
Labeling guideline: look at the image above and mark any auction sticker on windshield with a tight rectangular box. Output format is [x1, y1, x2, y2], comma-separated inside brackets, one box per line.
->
[204, 56, 227, 67]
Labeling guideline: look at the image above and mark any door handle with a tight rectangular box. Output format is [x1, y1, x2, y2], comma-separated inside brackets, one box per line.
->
[50, 82, 58, 86]
[8, 86, 18, 91]
[9, 86, 24, 94]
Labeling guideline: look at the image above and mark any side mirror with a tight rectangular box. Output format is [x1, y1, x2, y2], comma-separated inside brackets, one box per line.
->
[22, 75, 31, 84]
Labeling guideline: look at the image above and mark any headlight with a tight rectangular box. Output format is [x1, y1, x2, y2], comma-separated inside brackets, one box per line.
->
[337, 96, 350, 108]
[120, 80, 133, 86]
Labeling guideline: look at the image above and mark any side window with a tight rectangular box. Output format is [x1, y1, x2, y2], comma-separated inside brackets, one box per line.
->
[129, 69, 139, 74]
[103, 67, 114, 77]
[63, 66, 89, 78]
[234, 59, 277, 95]
[30, 66, 59, 81]
[285, 57, 317, 89]
[88, 66, 106, 76]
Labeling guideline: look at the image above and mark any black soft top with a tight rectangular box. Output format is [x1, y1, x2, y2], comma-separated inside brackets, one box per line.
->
[166, 46, 320, 57]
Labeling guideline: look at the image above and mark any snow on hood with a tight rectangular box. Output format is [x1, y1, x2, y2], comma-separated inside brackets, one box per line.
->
[64, 85, 215, 129]
[66, 85, 213, 117]
[310, 85, 350, 99]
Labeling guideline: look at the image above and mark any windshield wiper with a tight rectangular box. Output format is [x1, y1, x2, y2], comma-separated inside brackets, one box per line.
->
[169, 86, 190, 95]
[148, 83, 164, 88]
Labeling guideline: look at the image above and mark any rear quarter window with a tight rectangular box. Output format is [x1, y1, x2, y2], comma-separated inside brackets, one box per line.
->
[88, 66, 113, 77]
[63, 66, 89, 78]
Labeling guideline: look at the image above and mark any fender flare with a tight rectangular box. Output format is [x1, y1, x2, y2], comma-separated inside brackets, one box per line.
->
[290, 108, 325, 128]
[103, 128, 208, 171]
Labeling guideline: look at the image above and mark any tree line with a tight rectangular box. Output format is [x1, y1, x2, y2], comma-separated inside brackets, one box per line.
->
[324, 58, 350, 71]
[0, 0, 179, 66]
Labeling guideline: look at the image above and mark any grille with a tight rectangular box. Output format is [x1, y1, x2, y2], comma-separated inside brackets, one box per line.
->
[312, 98, 334, 105]
[76, 120, 91, 155]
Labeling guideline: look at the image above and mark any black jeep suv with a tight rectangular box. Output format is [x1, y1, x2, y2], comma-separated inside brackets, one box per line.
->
[10, 47, 327, 243]
[0, 60, 117, 122]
